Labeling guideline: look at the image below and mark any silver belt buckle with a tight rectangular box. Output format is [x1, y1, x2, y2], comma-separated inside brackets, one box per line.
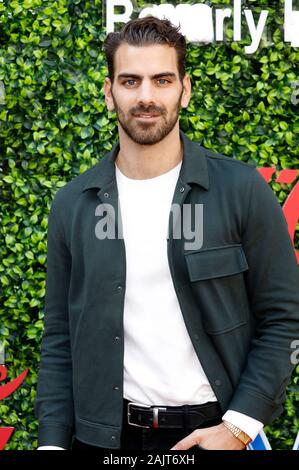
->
[127, 402, 167, 429]
[152, 406, 167, 428]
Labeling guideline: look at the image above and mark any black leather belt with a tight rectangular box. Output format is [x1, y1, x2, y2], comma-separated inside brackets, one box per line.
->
[126, 400, 221, 429]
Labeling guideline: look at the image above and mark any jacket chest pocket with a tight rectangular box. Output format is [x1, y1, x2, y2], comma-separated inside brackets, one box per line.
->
[184, 244, 250, 334]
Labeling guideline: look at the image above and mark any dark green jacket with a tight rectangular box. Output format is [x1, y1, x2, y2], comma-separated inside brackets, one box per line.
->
[35, 130, 299, 449]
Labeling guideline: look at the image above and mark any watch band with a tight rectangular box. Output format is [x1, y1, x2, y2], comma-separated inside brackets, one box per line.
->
[222, 420, 252, 446]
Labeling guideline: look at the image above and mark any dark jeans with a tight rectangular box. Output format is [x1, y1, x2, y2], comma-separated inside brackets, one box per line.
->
[72, 399, 223, 452]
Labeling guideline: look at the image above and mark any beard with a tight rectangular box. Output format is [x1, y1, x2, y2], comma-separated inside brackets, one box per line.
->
[111, 89, 183, 145]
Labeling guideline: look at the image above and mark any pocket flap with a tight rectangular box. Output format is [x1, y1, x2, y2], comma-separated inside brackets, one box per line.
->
[185, 244, 248, 282]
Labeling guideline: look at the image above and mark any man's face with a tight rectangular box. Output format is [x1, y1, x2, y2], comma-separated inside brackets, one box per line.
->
[104, 43, 191, 145]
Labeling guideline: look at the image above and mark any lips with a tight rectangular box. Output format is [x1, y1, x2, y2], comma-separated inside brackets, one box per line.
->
[134, 113, 160, 118]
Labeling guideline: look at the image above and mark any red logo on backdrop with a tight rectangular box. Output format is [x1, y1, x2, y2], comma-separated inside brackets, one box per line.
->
[0, 167, 298, 450]
[0, 365, 28, 450]
[258, 168, 299, 263]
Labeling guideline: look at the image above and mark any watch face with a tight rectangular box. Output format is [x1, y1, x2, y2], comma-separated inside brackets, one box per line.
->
[239, 432, 251, 445]
[223, 421, 251, 445]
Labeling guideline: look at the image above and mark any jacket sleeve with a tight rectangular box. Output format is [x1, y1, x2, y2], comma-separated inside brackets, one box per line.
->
[227, 167, 299, 424]
[35, 193, 74, 449]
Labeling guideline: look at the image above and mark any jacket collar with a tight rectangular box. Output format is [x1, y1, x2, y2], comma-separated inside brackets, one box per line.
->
[82, 129, 209, 192]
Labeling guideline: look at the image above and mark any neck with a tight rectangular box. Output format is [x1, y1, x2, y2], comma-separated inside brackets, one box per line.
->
[115, 122, 183, 180]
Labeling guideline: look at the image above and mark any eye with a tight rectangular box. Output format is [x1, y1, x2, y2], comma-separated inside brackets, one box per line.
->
[157, 78, 170, 85]
[124, 79, 137, 86]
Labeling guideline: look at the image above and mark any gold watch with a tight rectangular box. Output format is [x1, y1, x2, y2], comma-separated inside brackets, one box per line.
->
[222, 421, 252, 446]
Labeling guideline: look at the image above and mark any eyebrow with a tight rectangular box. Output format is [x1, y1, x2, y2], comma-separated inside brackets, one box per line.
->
[117, 72, 177, 81]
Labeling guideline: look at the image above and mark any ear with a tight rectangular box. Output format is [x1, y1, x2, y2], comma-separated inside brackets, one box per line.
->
[104, 77, 115, 111]
[181, 74, 191, 108]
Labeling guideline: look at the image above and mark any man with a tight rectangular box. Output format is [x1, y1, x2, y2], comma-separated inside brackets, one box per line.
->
[35, 16, 299, 451]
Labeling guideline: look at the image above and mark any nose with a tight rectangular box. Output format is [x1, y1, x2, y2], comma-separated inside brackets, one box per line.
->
[137, 80, 155, 107]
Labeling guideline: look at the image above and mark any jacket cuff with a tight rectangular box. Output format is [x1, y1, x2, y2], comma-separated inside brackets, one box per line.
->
[227, 388, 282, 424]
[38, 423, 73, 449]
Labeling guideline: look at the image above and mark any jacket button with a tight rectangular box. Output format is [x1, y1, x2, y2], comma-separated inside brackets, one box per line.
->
[111, 435, 116, 440]
[215, 379, 221, 386]
[114, 336, 120, 341]
[117, 285, 122, 292]
[113, 386, 119, 390]
[104, 192, 109, 198]
[179, 186, 185, 193]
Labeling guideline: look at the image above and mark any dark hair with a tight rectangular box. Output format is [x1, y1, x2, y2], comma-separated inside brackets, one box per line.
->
[103, 15, 186, 83]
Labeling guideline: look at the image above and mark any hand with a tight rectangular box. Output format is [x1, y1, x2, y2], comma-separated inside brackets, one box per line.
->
[170, 423, 246, 450]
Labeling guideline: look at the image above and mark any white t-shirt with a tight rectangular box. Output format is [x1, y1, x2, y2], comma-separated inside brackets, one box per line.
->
[116, 160, 218, 406]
